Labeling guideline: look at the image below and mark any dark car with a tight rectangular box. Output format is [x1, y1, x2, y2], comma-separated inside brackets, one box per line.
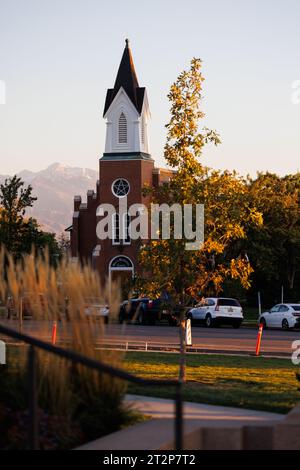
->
[119, 298, 178, 325]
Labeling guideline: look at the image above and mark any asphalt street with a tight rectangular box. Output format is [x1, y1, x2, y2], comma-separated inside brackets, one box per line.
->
[1, 319, 300, 357]
[102, 323, 300, 356]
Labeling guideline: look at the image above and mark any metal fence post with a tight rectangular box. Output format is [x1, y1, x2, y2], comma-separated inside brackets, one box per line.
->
[28, 345, 39, 450]
[175, 380, 183, 450]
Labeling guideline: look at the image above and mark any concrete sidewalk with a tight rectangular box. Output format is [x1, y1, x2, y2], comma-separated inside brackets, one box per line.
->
[125, 394, 284, 427]
[78, 395, 285, 450]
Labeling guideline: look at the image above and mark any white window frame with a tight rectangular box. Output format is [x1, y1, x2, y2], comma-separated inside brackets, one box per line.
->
[112, 212, 131, 245]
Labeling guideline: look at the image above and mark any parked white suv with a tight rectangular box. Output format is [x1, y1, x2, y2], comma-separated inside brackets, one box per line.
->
[187, 297, 243, 328]
[259, 303, 300, 330]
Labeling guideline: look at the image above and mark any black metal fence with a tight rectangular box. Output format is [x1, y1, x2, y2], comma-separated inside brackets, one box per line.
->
[0, 323, 183, 450]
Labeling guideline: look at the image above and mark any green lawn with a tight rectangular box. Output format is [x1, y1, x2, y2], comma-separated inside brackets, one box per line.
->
[124, 352, 300, 414]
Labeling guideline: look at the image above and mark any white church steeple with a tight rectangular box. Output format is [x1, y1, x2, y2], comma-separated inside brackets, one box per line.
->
[103, 39, 151, 157]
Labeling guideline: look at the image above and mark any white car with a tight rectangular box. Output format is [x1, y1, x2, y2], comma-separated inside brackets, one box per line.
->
[187, 297, 243, 328]
[84, 301, 109, 323]
[259, 304, 300, 330]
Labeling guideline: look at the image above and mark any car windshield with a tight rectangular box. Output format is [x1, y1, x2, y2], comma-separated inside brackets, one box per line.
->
[218, 298, 240, 307]
[291, 305, 300, 311]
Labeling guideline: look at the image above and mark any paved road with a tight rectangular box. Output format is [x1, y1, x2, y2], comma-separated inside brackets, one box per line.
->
[1, 319, 300, 356]
[102, 323, 300, 356]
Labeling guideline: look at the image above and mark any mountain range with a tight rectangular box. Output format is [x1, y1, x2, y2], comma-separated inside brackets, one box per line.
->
[0, 163, 98, 235]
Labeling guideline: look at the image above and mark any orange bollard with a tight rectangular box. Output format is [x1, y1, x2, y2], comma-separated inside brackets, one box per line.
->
[255, 323, 263, 356]
[51, 321, 57, 345]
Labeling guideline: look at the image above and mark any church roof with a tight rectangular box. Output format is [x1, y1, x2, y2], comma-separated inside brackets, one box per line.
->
[103, 39, 145, 116]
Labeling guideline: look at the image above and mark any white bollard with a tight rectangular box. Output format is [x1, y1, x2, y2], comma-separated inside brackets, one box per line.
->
[185, 318, 192, 346]
[0, 340, 6, 364]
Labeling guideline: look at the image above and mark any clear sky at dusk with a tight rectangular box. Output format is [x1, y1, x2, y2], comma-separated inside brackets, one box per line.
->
[0, 0, 299, 176]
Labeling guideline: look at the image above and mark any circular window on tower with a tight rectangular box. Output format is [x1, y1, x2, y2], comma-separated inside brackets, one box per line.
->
[112, 178, 130, 198]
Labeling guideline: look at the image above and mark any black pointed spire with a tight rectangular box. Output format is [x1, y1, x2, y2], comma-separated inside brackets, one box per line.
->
[103, 40, 145, 116]
[113, 39, 139, 97]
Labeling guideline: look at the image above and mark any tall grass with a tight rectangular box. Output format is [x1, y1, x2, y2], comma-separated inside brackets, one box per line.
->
[0, 247, 132, 449]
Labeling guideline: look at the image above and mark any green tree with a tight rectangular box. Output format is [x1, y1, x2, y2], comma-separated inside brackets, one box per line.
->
[136, 59, 262, 380]
[0, 176, 37, 253]
[0, 176, 60, 261]
[246, 172, 300, 305]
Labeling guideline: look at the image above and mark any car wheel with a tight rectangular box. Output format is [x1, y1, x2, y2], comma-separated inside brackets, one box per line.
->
[282, 318, 289, 330]
[260, 318, 267, 329]
[168, 316, 178, 326]
[205, 313, 213, 328]
[118, 311, 125, 324]
[232, 322, 241, 329]
[137, 311, 145, 325]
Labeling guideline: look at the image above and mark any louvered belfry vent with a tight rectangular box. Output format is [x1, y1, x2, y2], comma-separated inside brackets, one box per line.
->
[141, 116, 145, 144]
[118, 112, 127, 143]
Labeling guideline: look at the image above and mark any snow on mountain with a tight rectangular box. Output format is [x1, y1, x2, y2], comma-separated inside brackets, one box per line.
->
[0, 163, 98, 235]
[38, 162, 96, 182]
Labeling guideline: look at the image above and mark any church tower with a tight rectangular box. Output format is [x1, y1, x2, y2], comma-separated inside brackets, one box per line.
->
[70, 40, 171, 289]
[94, 39, 154, 285]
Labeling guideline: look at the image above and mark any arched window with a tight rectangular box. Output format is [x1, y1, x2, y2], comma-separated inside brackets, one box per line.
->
[110, 256, 133, 269]
[118, 112, 127, 143]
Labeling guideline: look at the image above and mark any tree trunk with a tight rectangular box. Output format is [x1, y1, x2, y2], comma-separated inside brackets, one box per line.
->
[287, 266, 295, 290]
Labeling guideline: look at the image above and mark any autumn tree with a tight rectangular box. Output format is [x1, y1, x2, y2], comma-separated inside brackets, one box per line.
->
[136, 59, 262, 380]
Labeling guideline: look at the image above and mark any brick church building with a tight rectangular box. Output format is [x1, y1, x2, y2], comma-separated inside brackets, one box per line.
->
[69, 40, 171, 286]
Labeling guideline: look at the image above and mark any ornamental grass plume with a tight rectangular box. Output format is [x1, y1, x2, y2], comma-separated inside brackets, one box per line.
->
[0, 247, 129, 449]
